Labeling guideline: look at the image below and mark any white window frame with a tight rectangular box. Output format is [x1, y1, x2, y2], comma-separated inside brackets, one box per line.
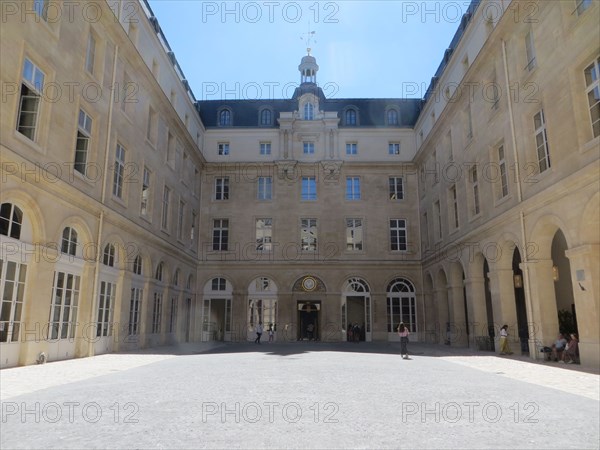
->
[301, 218, 317, 251]
[112, 143, 125, 198]
[74, 109, 93, 176]
[534, 111, 551, 173]
[255, 218, 273, 251]
[257, 177, 272, 201]
[346, 218, 363, 251]
[389, 177, 404, 200]
[390, 219, 407, 251]
[215, 177, 229, 200]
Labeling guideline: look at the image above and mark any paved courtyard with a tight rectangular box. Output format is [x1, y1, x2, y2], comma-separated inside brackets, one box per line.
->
[1, 342, 599, 449]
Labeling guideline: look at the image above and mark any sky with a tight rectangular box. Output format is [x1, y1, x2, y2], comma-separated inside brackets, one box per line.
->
[147, 1, 468, 101]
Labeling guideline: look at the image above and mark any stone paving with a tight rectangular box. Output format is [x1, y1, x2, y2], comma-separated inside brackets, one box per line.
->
[1, 342, 598, 449]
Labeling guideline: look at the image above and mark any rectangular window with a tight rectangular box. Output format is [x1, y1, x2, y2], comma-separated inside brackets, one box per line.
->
[177, 200, 185, 240]
[0, 259, 27, 343]
[96, 281, 115, 337]
[447, 130, 454, 161]
[534, 111, 551, 173]
[498, 145, 509, 197]
[74, 109, 92, 175]
[389, 177, 404, 200]
[346, 218, 363, 251]
[169, 297, 178, 333]
[525, 30, 536, 71]
[152, 292, 162, 334]
[257, 177, 272, 200]
[48, 271, 80, 340]
[147, 106, 157, 144]
[260, 142, 271, 155]
[471, 166, 480, 216]
[434, 200, 442, 240]
[34, 0, 47, 20]
[17, 58, 45, 141]
[85, 33, 96, 74]
[466, 105, 473, 140]
[301, 177, 317, 200]
[167, 132, 175, 164]
[387, 297, 417, 333]
[190, 211, 197, 246]
[218, 142, 229, 155]
[346, 143, 357, 155]
[449, 185, 459, 229]
[584, 57, 600, 138]
[389, 143, 400, 155]
[390, 219, 407, 251]
[215, 177, 229, 200]
[301, 218, 317, 251]
[256, 218, 273, 251]
[576, 0, 592, 15]
[212, 219, 229, 251]
[346, 177, 361, 200]
[161, 186, 170, 230]
[303, 142, 315, 154]
[141, 167, 150, 216]
[128, 287, 142, 336]
[112, 144, 125, 198]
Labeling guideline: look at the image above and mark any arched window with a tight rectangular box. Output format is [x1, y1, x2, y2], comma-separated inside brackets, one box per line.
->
[260, 109, 272, 126]
[133, 255, 142, 275]
[0, 203, 23, 240]
[219, 109, 231, 126]
[344, 277, 370, 293]
[345, 109, 357, 126]
[186, 274, 194, 290]
[304, 102, 314, 120]
[387, 277, 417, 333]
[387, 109, 399, 126]
[211, 277, 226, 291]
[103, 243, 115, 267]
[61, 227, 78, 256]
[155, 262, 164, 281]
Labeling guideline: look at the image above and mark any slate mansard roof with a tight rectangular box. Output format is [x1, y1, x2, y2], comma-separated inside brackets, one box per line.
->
[196, 85, 422, 129]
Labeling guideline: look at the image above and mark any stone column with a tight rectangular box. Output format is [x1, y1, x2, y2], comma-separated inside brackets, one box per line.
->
[525, 259, 558, 353]
[277, 293, 294, 342]
[488, 268, 519, 353]
[566, 244, 600, 368]
[435, 287, 449, 345]
[448, 283, 468, 347]
[464, 276, 488, 349]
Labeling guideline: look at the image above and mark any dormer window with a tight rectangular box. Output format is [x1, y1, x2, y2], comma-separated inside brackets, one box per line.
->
[304, 103, 314, 120]
[387, 109, 399, 126]
[260, 108, 272, 126]
[219, 109, 231, 126]
[345, 109, 357, 126]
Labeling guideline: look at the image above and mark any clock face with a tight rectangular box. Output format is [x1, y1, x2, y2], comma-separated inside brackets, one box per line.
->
[302, 277, 316, 291]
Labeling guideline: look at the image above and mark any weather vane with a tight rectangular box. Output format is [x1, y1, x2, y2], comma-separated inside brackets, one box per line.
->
[300, 23, 317, 55]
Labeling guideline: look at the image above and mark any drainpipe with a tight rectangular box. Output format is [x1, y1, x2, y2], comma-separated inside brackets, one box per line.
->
[88, 44, 119, 356]
[502, 39, 535, 358]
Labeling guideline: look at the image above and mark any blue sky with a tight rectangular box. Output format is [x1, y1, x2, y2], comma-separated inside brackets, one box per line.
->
[147, 1, 467, 100]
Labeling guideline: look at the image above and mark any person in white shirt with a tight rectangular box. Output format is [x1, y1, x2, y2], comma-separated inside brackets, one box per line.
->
[254, 322, 263, 344]
[398, 322, 410, 359]
[499, 324, 513, 355]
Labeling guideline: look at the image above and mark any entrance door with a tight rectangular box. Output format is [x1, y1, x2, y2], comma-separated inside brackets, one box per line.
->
[202, 298, 232, 341]
[297, 301, 320, 341]
[342, 296, 371, 341]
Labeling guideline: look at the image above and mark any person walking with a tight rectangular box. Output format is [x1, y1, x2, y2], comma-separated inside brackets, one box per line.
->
[254, 322, 263, 344]
[398, 322, 410, 359]
[499, 324, 513, 355]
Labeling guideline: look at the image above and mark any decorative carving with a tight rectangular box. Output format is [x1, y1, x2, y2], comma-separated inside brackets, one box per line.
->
[293, 276, 326, 292]
[320, 160, 343, 184]
[275, 160, 298, 181]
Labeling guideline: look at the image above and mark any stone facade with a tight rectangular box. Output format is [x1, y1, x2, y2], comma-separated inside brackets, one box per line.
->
[1, 0, 598, 368]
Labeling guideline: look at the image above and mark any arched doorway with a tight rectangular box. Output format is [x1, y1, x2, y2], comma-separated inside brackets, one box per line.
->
[513, 247, 529, 354]
[483, 259, 495, 351]
[387, 278, 418, 341]
[202, 277, 233, 342]
[341, 277, 371, 342]
[552, 230, 577, 335]
[292, 275, 326, 341]
[247, 277, 278, 342]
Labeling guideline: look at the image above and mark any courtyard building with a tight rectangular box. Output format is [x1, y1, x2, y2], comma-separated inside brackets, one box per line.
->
[1, 0, 598, 368]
